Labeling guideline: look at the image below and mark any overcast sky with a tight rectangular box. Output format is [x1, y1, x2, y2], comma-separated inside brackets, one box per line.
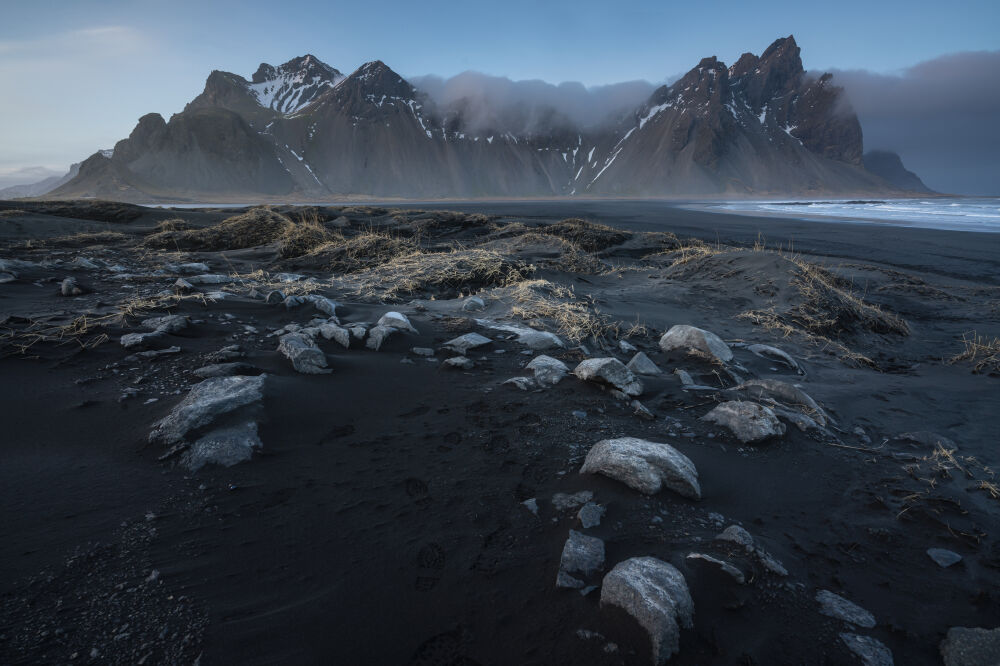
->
[1, 0, 997, 193]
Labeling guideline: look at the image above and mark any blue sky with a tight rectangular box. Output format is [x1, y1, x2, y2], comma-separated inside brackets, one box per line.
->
[1, 0, 998, 185]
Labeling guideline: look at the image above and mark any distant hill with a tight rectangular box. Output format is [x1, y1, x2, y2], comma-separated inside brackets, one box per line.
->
[48, 37, 927, 202]
[862, 150, 933, 193]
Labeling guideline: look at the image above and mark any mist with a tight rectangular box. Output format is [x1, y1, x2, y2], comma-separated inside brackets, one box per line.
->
[410, 72, 659, 136]
[828, 50, 1000, 195]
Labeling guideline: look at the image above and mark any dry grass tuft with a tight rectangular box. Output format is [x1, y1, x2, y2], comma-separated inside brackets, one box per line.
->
[337, 248, 535, 301]
[950, 332, 1000, 375]
[276, 211, 337, 259]
[285, 228, 418, 273]
[483, 232, 606, 274]
[154, 218, 192, 232]
[650, 238, 722, 267]
[143, 206, 295, 251]
[540, 218, 631, 252]
[496, 279, 619, 343]
[46, 231, 130, 247]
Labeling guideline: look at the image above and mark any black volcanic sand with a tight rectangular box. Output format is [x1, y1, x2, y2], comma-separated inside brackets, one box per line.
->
[1, 200, 999, 665]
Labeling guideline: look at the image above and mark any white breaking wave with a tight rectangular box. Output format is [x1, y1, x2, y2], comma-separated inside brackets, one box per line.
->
[704, 198, 1000, 233]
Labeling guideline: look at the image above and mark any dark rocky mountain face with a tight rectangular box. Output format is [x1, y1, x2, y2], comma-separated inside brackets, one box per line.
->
[863, 150, 933, 193]
[50, 37, 928, 201]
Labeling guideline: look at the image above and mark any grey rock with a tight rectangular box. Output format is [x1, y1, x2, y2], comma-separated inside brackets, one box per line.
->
[187, 274, 233, 285]
[580, 437, 700, 499]
[702, 401, 785, 443]
[732, 379, 832, 426]
[552, 491, 593, 511]
[747, 343, 802, 373]
[319, 322, 351, 348]
[503, 376, 535, 390]
[365, 325, 396, 351]
[192, 362, 258, 379]
[556, 530, 605, 588]
[462, 295, 486, 312]
[840, 633, 894, 666]
[411, 347, 435, 357]
[141, 314, 189, 334]
[69, 256, 99, 269]
[659, 324, 733, 363]
[631, 400, 654, 420]
[940, 627, 1000, 666]
[927, 548, 963, 568]
[180, 421, 261, 471]
[522, 498, 539, 516]
[673, 368, 694, 385]
[174, 278, 194, 291]
[307, 295, 340, 317]
[577, 502, 606, 528]
[149, 375, 265, 446]
[443, 332, 492, 355]
[349, 325, 366, 340]
[378, 311, 418, 333]
[0, 272, 16, 284]
[278, 333, 330, 374]
[173, 262, 210, 274]
[686, 553, 745, 584]
[264, 290, 285, 304]
[574, 357, 643, 397]
[600, 557, 694, 665]
[282, 295, 306, 309]
[518, 329, 565, 350]
[273, 272, 305, 282]
[627, 351, 662, 376]
[443, 356, 474, 369]
[124, 346, 182, 362]
[120, 331, 166, 350]
[526, 354, 570, 386]
[60, 277, 83, 296]
[716, 525, 755, 548]
[619, 339, 638, 353]
[816, 590, 876, 628]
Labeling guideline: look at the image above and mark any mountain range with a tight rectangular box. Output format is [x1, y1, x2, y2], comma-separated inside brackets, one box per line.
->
[36, 36, 931, 202]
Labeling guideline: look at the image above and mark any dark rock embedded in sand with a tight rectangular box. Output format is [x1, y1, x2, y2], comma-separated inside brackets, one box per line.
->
[927, 548, 963, 568]
[278, 333, 330, 374]
[526, 354, 569, 386]
[627, 351, 663, 376]
[730, 378, 832, 427]
[60, 277, 84, 296]
[552, 491, 594, 511]
[940, 626, 1000, 666]
[701, 401, 785, 444]
[815, 589, 876, 628]
[659, 325, 733, 363]
[318, 321, 351, 348]
[442, 332, 492, 355]
[149, 375, 265, 446]
[840, 633, 895, 666]
[715, 525, 788, 576]
[686, 552, 745, 584]
[141, 314, 190, 334]
[600, 557, 694, 665]
[746, 343, 802, 374]
[180, 421, 262, 471]
[556, 530, 605, 589]
[120, 330, 167, 350]
[577, 502, 605, 528]
[574, 357, 644, 397]
[192, 362, 259, 379]
[580, 437, 701, 499]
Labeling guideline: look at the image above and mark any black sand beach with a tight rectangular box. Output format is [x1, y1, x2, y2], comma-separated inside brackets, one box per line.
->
[1, 200, 998, 665]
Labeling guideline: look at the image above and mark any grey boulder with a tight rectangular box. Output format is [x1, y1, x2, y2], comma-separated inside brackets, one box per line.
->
[141, 314, 189, 334]
[192, 362, 258, 379]
[702, 401, 785, 444]
[278, 333, 330, 374]
[659, 325, 733, 363]
[526, 355, 570, 386]
[149, 375, 265, 446]
[600, 557, 694, 665]
[365, 325, 396, 351]
[580, 437, 700, 499]
[927, 548, 962, 568]
[378, 311, 418, 333]
[574, 357, 643, 397]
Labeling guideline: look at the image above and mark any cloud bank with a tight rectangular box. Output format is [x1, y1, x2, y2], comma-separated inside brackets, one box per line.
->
[828, 51, 1000, 195]
[410, 72, 659, 136]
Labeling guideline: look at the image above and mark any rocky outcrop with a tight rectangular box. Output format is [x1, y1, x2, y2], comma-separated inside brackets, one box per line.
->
[148, 375, 265, 446]
[863, 150, 933, 193]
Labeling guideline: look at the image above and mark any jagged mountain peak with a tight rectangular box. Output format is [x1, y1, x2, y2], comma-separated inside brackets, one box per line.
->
[247, 55, 344, 114]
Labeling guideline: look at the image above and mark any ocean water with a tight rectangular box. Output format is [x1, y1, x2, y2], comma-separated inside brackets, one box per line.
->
[703, 198, 1000, 233]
